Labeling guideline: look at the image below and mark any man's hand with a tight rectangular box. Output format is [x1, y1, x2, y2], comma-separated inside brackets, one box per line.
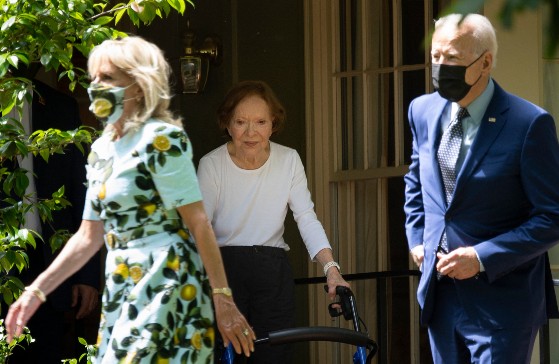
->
[72, 284, 98, 319]
[436, 247, 480, 280]
[410, 245, 424, 268]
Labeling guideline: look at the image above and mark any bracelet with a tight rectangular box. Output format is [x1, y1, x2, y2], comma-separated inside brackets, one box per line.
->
[25, 286, 47, 303]
[212, 287, 233, 297]
[323, 261, 341, 276]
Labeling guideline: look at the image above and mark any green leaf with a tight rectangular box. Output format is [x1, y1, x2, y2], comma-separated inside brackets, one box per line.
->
[168, 0, 187, 14]
[70, 12, 85, 21]
[114, 8, 126, 25]
[40, 147, 50, 161]
[126, 7, 141, 26]
[1, 98, 16, 116]
[139, 2, 158, 23]
[94, 16, 113, 26]
[14, 140, 28, 155]
[7, 55, 19, 68]
[40, 53, 53, 66]
[15, 52, 29, 65]
[1, 16, 16, 32]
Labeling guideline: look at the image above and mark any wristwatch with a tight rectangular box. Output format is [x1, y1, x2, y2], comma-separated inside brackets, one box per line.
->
[212, 287, 233, 297]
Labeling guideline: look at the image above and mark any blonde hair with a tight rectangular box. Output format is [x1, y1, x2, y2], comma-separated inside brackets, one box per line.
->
[87, 36, 182, 133]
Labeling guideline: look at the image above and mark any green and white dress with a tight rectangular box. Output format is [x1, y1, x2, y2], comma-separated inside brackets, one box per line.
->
[83, 119, 214, 364]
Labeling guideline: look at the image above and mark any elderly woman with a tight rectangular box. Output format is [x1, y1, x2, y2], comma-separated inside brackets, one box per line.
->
[5, 36, 254, 363]
[197, 80, 349, 363]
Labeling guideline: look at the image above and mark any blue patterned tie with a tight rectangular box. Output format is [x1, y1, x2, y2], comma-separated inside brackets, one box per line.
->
[437, 107, 469, 254]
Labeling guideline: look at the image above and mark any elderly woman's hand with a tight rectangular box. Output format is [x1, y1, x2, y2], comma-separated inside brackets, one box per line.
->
[213, 294, 255, 357]
[325, 268, 351, 301]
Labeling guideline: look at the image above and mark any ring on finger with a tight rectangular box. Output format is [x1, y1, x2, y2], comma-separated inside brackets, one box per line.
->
[242, 329, 249, 336]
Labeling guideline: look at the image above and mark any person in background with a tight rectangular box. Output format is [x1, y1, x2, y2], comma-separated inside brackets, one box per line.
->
[2, 77, 101, 364]
[197, 80, 350, 363]
[404, 13, 559, 363]
[5, 36, 254, 363]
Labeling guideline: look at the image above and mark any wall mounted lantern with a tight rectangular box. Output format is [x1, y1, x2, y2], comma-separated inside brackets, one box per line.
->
[180, 21, 222, 94]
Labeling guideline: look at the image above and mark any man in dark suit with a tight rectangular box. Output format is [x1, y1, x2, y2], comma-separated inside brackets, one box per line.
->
[404, 13, 559, 363]
[6, 79, 101, 363]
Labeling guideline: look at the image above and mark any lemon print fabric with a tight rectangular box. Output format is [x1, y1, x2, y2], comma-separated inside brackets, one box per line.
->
[180, 284, 197, 301]
[90, 97, 114, 118]
[82, 120, 212, 363]
[153, 135, 172, 152]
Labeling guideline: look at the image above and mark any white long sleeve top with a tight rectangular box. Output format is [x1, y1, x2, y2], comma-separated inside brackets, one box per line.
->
[197, 141, 331, 260]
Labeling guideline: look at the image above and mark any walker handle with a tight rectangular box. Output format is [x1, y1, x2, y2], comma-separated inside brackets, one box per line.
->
[255, 327, 377, 364]
[256, 326, 371, 346]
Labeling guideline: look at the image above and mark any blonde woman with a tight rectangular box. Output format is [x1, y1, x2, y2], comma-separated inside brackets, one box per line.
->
[6, 36, 254, 363]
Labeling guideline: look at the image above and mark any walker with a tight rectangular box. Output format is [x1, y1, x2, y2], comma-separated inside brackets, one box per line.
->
[220, 285, 377, 364]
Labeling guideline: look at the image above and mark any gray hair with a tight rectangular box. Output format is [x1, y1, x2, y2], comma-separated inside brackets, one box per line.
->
[435, 13, 498, 68]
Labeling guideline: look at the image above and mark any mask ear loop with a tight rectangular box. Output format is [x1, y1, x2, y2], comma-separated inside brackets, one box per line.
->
[122, 82, 142, 103]
[464, 51, 487, 88]
[466, 50, 487, 69]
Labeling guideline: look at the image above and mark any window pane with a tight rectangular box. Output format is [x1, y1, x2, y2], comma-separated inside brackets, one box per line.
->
[369, 0, 393, 68]
[402, 69, 427, 164]
[339, 0, 362, 72]
[402, 0, 426, 65]
[340, 76, 364, 170]
[370, 72, 394, 168]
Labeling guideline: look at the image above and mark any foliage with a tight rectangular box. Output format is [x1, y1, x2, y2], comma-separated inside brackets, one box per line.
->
[0, 0, 192, 360]
[0, 0, 193, 107]
[0, 319, 33, 364]
[447, 0, 559, 57]
[0, 122, 97, 306]
[61, 337, 98, 364]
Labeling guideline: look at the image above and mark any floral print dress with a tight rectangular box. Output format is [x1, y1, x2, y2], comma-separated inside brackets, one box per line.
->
[82, 119, 214, 364]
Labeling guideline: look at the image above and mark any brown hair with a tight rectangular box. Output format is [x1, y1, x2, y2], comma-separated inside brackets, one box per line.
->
[217, 80, 286, 136]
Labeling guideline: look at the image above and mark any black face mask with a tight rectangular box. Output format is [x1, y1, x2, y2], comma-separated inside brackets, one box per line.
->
[432, 52, 485, 102]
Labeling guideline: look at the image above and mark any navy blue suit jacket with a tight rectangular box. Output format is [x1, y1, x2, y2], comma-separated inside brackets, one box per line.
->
[404, 81, 559, 328]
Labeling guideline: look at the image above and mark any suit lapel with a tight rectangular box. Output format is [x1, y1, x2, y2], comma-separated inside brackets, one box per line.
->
[454, 84, 510, 199]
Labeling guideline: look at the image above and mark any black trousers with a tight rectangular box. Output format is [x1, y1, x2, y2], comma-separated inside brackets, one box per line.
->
[216, 246, 295, 364]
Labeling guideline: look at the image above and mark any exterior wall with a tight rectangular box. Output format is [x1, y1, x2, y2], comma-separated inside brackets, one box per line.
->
[485, 2, 542, 105]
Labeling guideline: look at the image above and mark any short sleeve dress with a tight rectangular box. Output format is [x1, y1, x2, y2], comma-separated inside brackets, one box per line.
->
[83, 119, 214, 364]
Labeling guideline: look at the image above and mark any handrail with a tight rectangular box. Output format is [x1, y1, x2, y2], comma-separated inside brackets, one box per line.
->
[294, 269, 421, 285]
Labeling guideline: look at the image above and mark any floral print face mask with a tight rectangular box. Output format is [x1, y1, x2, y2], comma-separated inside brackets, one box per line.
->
[87, 82, 135, 125]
